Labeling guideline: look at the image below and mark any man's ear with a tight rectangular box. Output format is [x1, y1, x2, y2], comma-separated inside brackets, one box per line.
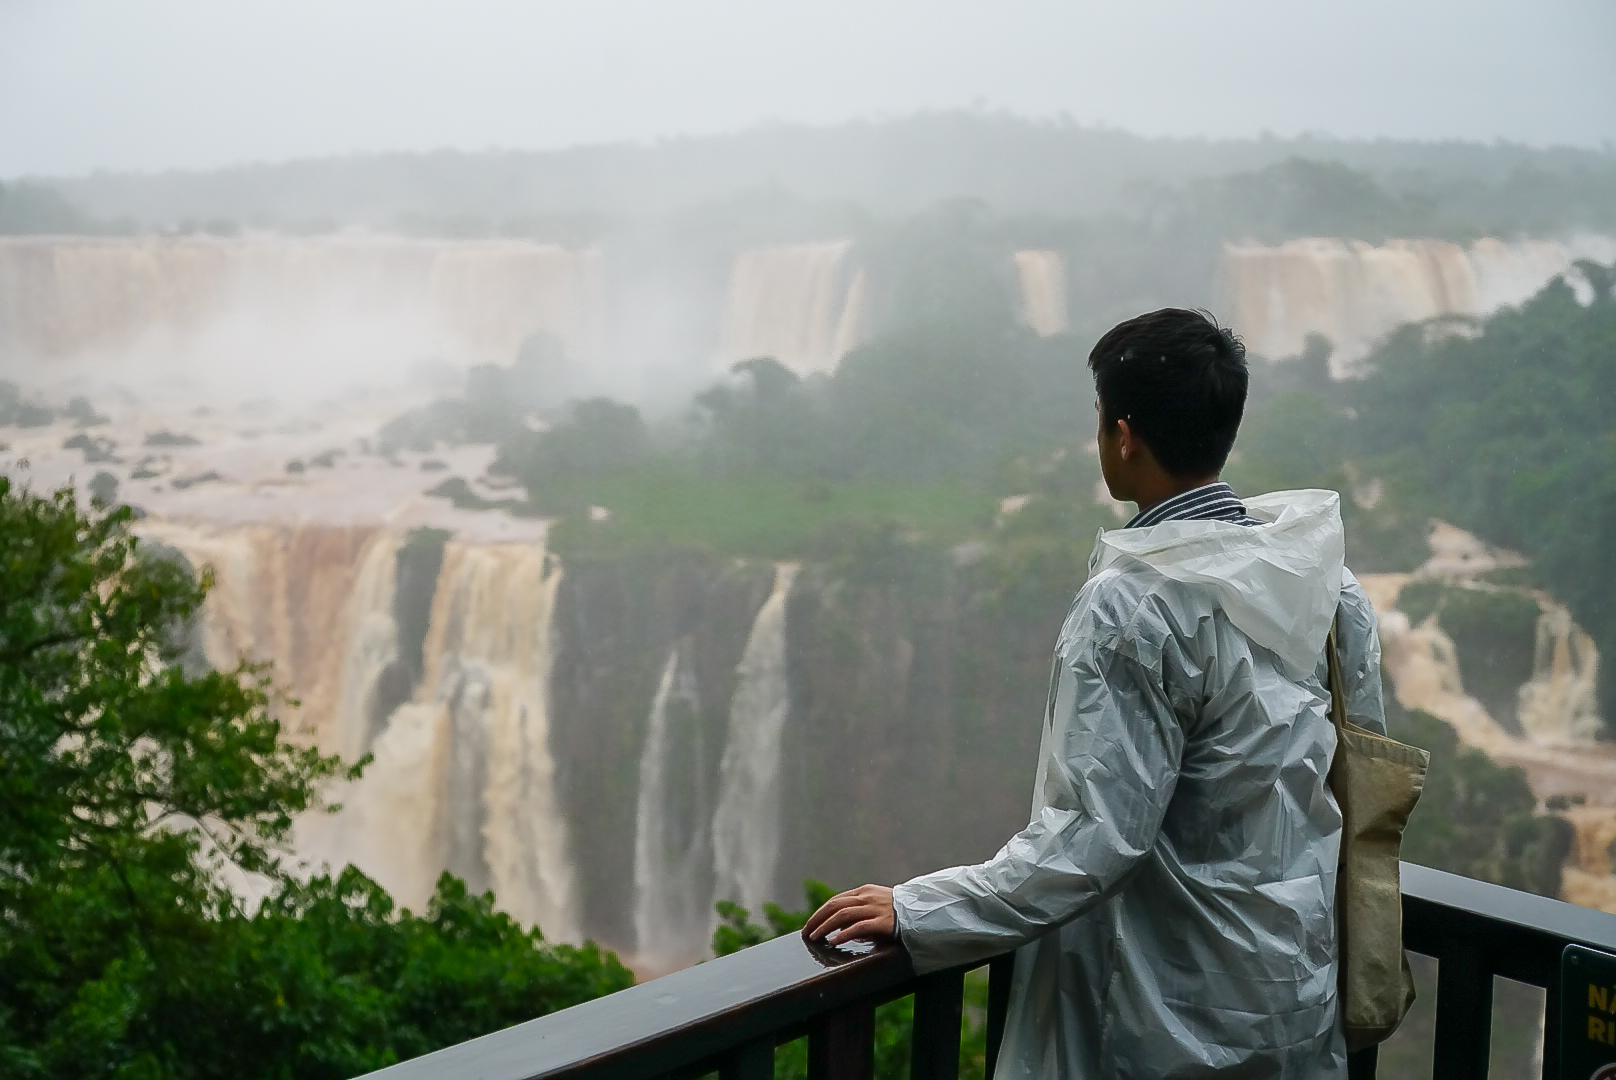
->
[1116, 418, 1136, 461]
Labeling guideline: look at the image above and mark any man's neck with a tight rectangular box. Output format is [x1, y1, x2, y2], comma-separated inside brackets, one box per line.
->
[1132, 475, 1221, 518]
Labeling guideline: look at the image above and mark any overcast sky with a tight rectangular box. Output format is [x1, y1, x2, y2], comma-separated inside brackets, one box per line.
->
[2, 0, 1613, 178]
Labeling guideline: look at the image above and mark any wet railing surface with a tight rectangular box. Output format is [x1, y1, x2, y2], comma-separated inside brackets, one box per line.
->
[363, 863, 1616, 1080]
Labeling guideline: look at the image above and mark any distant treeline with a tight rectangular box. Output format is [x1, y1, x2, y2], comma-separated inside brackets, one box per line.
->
[12, 112, 1616, 237]
[389, 248, 1616, 733]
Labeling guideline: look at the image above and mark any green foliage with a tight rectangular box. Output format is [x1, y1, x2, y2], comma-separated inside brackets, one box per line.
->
[1223, 391, 1349, 494]
[823, 323, 1085, 483]
[1391, 707, 1573, 897]
[711, 883, 989, 1080]
[378, 334, 575, 454]
[693, 358, 822, 479]
[969, 451, 1114, 620]
[858, 200, 1019, 334]
[496, 398, 650, 507]
[1346, 266, 1616, 724]
[0, 182, 88, 234]
[0, 479, 633, 1078]
[545, 469, 990, 563]
[490, 285, 1089, 562]
[1175, 157, 1413, 243]
[0, 477, 338, 897]
[711, 880, 837, 957]
[1397, 584, 1541, 733]
[166, 870, 630, 1079]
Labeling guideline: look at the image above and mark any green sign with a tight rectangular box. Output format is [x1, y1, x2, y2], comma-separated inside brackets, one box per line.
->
[1563, 944, 1616, 1080]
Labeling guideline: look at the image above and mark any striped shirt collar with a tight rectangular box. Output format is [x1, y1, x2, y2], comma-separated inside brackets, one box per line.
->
[1125, 481, 1261, 529]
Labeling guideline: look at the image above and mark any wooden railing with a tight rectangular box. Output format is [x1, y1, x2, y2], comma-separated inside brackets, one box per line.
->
[361, 863, 1616, 1080]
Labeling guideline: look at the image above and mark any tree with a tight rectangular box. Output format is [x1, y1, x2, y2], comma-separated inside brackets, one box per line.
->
[1347, 265, 1616, 725]
[1391, 707, 1573, 897]
[493, 397, 650, 508]
[0, 479, 631, 1078]
[0, 181, 88, 234]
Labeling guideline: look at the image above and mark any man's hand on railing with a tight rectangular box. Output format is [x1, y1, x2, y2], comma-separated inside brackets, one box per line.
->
[802, 884, 896, 946]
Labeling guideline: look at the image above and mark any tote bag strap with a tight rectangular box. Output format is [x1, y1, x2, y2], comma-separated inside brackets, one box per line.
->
[1326, 611, 1348, 732]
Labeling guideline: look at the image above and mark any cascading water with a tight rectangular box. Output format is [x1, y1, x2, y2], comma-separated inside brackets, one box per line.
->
[1517, 597, 1604, 746]
[1013, 250, 1069, 336]
[138, 520, 400, 753]
[631, 646, 712, 969]
[317, 699, 454, 910]
[330, 535, 402, 762]
[0, 235, 604, 369]
[1216, 235, 1616, 372]
[403, 540, 578, 939]
[710, 564, 799, 917]
[720, 243, 862, 376]
[157, 520, 582, 939]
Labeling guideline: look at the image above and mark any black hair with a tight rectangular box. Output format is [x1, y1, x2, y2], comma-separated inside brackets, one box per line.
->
[1088, 308, 1248, 478]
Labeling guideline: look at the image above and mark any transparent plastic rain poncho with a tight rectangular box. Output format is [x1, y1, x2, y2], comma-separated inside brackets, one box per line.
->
[894, 490, 1386, 1079]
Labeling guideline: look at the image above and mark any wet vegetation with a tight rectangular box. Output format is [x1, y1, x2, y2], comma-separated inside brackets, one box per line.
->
[0, 481, 632, 1078]
[8, 119, 1614, 1078]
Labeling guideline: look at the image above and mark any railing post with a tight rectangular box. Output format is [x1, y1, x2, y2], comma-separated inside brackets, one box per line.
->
[911, 970, 965, 1080]
[1540, 974, 1561, 1080]
[1433, 942, 1493, 1080]
[722, 1035, 776, 1080]
[983, 952, 1015, 1080]
[809, 999, 875, 1080]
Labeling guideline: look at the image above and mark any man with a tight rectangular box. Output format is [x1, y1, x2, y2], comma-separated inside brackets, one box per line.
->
[804, 308, 1385, 1078]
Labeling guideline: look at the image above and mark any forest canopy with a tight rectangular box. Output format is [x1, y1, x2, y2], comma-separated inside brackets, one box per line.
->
[0, 480, 632, 1079]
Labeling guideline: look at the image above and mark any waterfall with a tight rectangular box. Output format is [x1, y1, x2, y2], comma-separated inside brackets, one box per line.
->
[831, 267, 868, 363]
[138, 520, 400, 753]
[406, 540, 578, 939]
[1215, 235, 1616, 374]
[317, 700, 454, 910]
[631, 646, 712, 969]
[301, 539, 579, 939]
[720, 242, 862, 376]
[151, 519, 580, 937]
[430, 242, 605, 365]
[710, 564, 799, 916]
[331, 535, 402, 762]
[1517, 597, 1604, 746]
[1013, 250, 1069, 336]
[0, 235, 605, 371]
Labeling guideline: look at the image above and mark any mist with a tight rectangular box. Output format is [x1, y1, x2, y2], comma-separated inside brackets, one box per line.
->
[4, 5, 1616, 1075]
[3, 0, 1615, 178]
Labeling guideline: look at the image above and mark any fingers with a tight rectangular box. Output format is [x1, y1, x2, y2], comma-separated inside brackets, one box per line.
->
[802, 885, 896, 943]
[810, 903, 874, 941]
[830, 917, 889, 943]
[804, 885, 875, 937]
[803, 891, 861, 939]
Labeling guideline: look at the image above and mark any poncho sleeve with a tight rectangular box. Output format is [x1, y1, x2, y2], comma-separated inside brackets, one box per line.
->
[893, 615, 1184, 974]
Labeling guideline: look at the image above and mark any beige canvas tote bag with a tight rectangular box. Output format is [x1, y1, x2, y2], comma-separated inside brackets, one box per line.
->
[1326, 617, 1430, 1052]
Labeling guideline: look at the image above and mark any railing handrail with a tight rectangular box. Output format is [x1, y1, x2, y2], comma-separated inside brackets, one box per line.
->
[360, 934, 915, 1080]
[361, 863, 1616, 1080]
[1402, 861, 1616, 983]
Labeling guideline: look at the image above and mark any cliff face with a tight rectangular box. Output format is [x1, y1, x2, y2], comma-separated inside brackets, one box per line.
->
[545, 551, 775, 963]
[148, 519, 1058, 965]
[545, 547, 1054, 967]
[1359, 524, 1616, 912]
[145, 512, 1616, 973]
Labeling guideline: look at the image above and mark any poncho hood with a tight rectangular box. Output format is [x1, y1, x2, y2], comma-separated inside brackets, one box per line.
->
[1088, 488, 1345, 677]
